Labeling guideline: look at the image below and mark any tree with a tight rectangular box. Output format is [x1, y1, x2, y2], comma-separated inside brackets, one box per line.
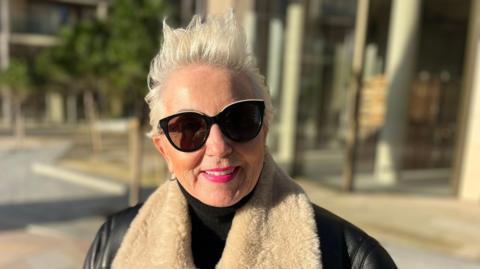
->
[104, 0, 174, 204]
[39, 0, 174, 155]
[38, 0, 174, 203]
[0, 59, 35, 145]
[106, 0, 173, 118]
[39, 19, 112, 154]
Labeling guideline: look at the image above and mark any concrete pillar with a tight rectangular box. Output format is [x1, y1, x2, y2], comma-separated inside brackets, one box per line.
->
[331, 39, 351, 141]
[266, 17, 283, 101]
[46, 91, 64, 124]
[206, 0, 256, 53]
[0, 0, 9, 70]
[96, 0, 108, 21]
[454, 0, 480, 202]
[0, 0, 12, 127]
[458, 39, 480, 201]
[231, 0, 256, 54]
[277, 2, 304, 172]
[242, 9, 256, 54]
[374, 0, 421, 184]
[206, 0, 234, 15]
[265, 16, 283, 150]
[363, 43, 379, 81]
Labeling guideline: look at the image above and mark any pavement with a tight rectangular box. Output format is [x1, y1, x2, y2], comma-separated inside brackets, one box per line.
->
[299, 179, 480, 269]
[1, 133, 480, 269]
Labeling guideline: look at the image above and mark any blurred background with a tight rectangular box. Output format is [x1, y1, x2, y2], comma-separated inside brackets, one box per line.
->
[1, 0, 480, 268]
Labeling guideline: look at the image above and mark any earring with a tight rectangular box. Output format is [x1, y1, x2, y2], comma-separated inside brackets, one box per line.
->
[169, 173, 176, 181]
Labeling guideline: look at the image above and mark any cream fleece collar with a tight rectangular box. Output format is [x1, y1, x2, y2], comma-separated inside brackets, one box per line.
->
[113, 154, 322, 268]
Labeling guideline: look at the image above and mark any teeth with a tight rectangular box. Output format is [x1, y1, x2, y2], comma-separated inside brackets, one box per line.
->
[205, 168, 235, 176]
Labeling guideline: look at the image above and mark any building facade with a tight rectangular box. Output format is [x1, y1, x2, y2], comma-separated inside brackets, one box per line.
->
[0, 0, 107, 124]
[199, 0, 480, 202]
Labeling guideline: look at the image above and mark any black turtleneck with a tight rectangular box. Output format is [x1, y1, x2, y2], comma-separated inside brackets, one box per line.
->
[177, 182, 255, 269]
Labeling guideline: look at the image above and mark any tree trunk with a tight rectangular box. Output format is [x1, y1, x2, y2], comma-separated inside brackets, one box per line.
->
[129, 117, 143, 206]
[83, 90, 102, 155]
[128, 97, 149, 205]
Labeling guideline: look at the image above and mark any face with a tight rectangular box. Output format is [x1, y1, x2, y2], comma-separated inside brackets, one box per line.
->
[152, 65, 267, 207]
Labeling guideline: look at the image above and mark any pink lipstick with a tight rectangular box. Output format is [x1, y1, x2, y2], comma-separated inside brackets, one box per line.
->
[202, 166, 239, 183]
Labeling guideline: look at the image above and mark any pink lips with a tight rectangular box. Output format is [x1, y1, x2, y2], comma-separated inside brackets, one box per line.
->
[202, 166, 239, 183]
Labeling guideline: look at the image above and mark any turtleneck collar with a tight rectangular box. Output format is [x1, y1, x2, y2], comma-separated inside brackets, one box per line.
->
[177, 181, 255, 240]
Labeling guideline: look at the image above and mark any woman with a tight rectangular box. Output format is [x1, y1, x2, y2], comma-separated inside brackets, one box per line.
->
[84, 13, 397, 269]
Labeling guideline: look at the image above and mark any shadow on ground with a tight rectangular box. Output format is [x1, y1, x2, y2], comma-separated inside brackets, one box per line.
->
[0, 187, 157, 231]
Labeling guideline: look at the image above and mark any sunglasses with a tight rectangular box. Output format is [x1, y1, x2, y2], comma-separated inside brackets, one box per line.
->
[158, 99, 265, 152]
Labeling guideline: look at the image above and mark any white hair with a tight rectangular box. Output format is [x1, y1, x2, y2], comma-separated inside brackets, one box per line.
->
[145, 12, 273, 136]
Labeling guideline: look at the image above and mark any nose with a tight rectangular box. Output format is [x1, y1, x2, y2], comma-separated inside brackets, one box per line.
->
[205, 124, 232, 157]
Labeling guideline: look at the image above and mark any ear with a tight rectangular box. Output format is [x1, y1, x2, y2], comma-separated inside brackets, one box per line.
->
[152, 135, 174, 173]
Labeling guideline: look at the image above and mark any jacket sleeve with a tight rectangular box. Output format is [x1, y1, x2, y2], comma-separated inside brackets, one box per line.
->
[83, 218, 114, 269]
[83, 205, 142, 269]
[313, 204, 397, 269]
[355, 242, 398, 269]
[345, 229, 398, 269]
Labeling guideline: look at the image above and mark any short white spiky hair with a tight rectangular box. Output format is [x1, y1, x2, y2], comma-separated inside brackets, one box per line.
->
[145, 12, 272, 136]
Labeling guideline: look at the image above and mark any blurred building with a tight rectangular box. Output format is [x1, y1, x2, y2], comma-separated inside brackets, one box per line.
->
[1, 0, 479, 202]
[193, 0, 480, 202]
[0, 0, 107, 124]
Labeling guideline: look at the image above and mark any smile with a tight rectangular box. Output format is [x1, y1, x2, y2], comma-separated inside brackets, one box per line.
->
[202, 166, 239, 183]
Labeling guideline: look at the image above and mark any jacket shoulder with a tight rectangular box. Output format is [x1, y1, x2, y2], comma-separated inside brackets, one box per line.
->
[312, 204, 397, 269]
[83, 204, 142, 269]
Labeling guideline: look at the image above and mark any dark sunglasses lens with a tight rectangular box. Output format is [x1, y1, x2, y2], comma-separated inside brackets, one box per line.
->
[167, 114, 208, 151]
[220, 102, 263, 142]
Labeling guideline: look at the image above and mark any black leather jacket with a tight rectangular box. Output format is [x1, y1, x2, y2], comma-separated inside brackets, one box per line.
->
[84, 204, 397, 269]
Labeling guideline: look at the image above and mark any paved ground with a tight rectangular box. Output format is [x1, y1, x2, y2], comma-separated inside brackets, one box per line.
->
[384, 242, 480, 269]
[0, 137, 129, 268]
[1, 135, 480, 268]
[298, 179, 480, 269]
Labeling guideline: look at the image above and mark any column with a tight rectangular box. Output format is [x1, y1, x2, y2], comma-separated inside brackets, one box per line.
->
[46, 91, 64, 124]
[266, 17, 283, 101]
[96, 0, 108, 20]
[277, 2, 304, 173]
[454, 0, 480, 201]
[232, 0, 256, 54]
[374, 0, 421, 184]
[242, 8, 256, 54]
[0, 0, 11, 127]
[206, 0, 234, 15]
[363, 43, 379, 81]
[331, 38, 351, 141]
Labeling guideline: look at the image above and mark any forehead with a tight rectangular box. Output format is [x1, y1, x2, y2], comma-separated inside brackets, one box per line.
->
[161, 65, 257, 115]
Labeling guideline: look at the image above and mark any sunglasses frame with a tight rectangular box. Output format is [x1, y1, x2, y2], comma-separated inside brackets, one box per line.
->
[158, 99, 265, 152]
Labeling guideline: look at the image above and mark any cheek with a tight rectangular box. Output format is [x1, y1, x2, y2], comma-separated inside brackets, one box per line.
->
[168, 150, 204, 178]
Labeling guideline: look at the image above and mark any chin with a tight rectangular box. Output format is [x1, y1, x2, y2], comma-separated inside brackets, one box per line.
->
[194, 180, 243, 207]
[200, 191, 239, 207]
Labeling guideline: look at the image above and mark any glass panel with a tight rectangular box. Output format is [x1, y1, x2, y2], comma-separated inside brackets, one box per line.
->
[295, 0, 357, 183]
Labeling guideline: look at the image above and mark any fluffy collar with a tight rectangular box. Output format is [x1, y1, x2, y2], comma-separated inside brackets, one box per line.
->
[113, 153, 322, 268]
